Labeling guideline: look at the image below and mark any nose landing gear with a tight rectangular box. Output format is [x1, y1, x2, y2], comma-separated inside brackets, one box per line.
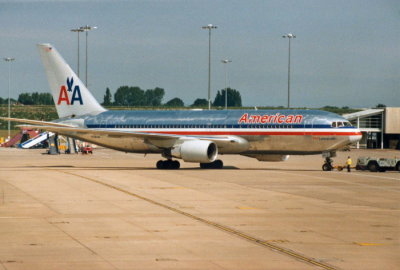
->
[322, 152, 336, 171]
[322, 157, 334, 171]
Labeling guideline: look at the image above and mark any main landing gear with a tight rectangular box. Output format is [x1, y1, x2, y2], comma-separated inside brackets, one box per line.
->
[155, 159, 224, 170]
[156, 160, 180, 169]
[200, 159, 224, 169]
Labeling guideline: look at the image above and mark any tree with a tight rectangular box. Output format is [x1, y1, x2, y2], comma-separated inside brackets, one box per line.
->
[114, 86, 145, 106]
[113, 86, 166, 107]
[144, 87, 165, 106]
[18, 93, 33, 105]
[165, 97, 184, 107]
[32, 92, 40, 104]
[213, 88, 242, 107]
[40, 93, 54, 105]
[103, 88, 112, 106]
[113, 86, 129, 106]
[16, 92, 54, 105]
[128, 87, 145, 106]
[191, 98, 208, 107]
[376, 104, 386, 108]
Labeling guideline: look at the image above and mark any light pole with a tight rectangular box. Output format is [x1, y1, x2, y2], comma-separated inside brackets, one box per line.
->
[202, 24, 217, 110]
[80, 25, 97, 86]
[282, 33, 296, 109]
[221, 59, 232, 110]
[70, 28, 84, 77]
[3, 57, 15, 141]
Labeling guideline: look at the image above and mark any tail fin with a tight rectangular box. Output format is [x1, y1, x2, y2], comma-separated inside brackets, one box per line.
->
[37, 43, 106, 118]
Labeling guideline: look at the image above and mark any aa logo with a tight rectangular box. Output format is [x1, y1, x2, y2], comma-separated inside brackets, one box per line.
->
[57, 77, 83, 105]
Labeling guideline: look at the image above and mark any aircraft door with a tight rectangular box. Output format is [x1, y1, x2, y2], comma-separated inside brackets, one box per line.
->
[303, 116, 313, 135]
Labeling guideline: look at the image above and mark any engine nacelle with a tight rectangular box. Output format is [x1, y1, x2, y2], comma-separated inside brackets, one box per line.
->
[171, 140, 218, 163]
[244, 154, 290, 162]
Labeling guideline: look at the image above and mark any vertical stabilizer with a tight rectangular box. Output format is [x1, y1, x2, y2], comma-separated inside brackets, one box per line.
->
[37, 43, 106, 118]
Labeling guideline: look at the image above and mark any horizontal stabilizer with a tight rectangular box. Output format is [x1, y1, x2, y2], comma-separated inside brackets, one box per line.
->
[0, 117, 73, 127]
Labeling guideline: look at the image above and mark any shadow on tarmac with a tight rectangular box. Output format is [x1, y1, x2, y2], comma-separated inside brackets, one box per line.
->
[13, 165, 321, 172]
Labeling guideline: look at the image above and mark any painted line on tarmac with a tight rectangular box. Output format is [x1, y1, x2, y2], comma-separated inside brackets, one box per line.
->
[278, 170, 400, 194]
[61, 170, 339, 270]
[354, 242, 385, 246]
[334, 172, 400, 181]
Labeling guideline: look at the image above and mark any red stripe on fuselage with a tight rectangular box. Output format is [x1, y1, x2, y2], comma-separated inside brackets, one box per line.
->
[130, 130, 362, 136]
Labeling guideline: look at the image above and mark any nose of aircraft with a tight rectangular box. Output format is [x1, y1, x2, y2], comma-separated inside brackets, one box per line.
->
[349, 129, 362, 143]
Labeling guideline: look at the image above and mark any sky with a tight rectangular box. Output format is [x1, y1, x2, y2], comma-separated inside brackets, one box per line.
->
[0, 0, 399, 108]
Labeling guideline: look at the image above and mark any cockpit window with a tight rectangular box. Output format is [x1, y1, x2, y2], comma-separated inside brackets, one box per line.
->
[331, 121, 352, 128]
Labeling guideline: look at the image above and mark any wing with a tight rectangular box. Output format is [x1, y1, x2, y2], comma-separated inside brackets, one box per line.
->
[3, 117, 245, 151]
[18, 125, 184, 140]
[15, 125, 239, 150]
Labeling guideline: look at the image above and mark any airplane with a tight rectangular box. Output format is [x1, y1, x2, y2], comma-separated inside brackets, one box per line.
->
[1, 44, 362, 170]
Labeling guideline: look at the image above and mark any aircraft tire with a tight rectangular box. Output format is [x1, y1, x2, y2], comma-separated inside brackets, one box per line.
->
[322, 163, 332, 171]
[213, 160, 223, 169]
[172, 160, 180, 169]
[200, 163, 209, 169]
[156, 160, 164, 169]
[368, 162, 379, 172]
[200, 160, 223, 169]
[157, 160, 180, 170]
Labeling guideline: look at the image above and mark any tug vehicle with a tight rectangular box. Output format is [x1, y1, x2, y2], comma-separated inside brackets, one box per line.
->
[356, 157, 400, 172]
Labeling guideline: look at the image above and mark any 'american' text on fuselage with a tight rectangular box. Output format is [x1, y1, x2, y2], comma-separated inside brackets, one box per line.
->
[238, 113, 303, 124]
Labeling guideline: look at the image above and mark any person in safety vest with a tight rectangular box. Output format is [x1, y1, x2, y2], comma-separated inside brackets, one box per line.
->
[346, 156, 352, 172]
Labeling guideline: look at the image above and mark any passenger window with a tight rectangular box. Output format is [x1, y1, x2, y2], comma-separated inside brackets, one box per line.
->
[331, 122, 337, 128]
[337, 122, 343, 127]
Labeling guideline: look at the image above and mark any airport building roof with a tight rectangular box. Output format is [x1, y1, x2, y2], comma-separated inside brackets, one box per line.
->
[343, 108, 384, 120]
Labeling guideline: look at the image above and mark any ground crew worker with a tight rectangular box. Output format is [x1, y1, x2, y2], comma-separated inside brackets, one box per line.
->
[346, 156, 352, 172]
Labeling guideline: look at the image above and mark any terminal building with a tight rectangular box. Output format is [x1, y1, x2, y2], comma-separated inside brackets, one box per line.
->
[343, 107, 400, 149]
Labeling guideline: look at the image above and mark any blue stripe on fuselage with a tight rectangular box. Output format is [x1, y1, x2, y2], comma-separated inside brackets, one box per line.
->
[85, 124, 333, 129]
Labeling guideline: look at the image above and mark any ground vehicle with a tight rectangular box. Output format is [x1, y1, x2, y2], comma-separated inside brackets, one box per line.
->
[356, 157, 400, 172]
[80, 145, 93, 154]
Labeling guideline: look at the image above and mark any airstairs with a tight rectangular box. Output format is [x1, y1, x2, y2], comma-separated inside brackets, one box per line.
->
[19, 132, 54, 149]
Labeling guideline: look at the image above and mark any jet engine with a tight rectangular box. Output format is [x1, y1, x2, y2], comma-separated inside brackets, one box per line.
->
[171, 140, 218, 163]
[243, 154, 290, 162]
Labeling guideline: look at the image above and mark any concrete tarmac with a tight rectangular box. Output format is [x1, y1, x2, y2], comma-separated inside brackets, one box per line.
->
[0, 147, 399, 270]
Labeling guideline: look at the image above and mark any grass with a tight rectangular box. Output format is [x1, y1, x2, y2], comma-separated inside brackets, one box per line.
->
[0, 105, 58, 130]
[0, 129, 20, 138]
